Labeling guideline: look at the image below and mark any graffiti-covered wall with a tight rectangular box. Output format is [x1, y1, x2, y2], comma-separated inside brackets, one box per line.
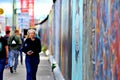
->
[54, 0, 61, 65]
[48, 8, 54, 55]
[83, 0, 93, 80]
[60, 0, 72, 80]
[71, 0, 83, 80]
[39, 19, 48, 45]
[38, 0, 120, 80]
[91, 0, 120, 80]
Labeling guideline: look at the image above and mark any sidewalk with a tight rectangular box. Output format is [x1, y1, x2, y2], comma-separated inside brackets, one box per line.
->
[3, 54, 54, 80]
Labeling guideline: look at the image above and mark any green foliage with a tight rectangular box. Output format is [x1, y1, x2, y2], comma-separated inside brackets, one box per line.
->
[52, 63, 56, 71]
[41, 45, 47, 53]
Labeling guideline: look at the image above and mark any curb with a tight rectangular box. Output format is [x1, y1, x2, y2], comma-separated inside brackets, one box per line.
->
[49, 55, 65, 80]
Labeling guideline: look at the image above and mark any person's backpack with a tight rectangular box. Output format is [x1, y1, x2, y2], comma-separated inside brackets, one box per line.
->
[11, 36, 18, 47]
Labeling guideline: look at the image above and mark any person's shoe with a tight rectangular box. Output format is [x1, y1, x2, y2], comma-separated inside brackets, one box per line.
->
[10, 67, 13, 73]
[13, 69, 16, 73]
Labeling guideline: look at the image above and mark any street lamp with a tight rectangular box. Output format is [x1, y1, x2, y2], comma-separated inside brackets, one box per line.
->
[12, 0, 16, 30]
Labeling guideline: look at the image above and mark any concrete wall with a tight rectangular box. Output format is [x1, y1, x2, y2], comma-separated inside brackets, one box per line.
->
[38, 0, 120, 80]
[91, 0, 120, 80]
[71, 0, 83, 80]
[83, 0, 93, 80]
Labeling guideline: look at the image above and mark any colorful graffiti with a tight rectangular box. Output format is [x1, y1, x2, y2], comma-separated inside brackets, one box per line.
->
[54, 0, 61, 65]
[38, 0, 120, 80]
[39, 20, 48, 45]
[82, 0, 93, 80]
[61, 0, 71, 80]
[91, 0, 120, 80]
[38, 0, 72, 79]
[72, 0, 83, 80]
[48, 8, 54, 55]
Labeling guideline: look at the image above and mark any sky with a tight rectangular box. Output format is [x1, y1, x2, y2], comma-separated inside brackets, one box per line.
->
[0, 0, 53, 20]
[0, 0, 53, 35]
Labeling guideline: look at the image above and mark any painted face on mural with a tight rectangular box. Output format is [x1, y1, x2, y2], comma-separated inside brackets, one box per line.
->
[75, 0, 80, 63]
[75, 12, 80, 63]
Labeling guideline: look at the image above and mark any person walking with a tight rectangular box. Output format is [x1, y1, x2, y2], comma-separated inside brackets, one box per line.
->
[0, 31, 8, 80]
[4, 30, 10, 68]
[8, 30, 22, 73]
[4, 30, 10, 41]
[22, 29, 41, 80]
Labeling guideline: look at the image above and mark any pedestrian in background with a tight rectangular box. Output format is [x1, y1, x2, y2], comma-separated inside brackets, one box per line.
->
[22, 29, 41, 80]
[4, 30, 10, 41]
[0, 30, 8, 80]
[4, 30, 10, 68]
[8, 30, 22, 73]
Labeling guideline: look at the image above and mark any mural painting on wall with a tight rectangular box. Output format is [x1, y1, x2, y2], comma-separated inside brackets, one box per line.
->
[91, 0, 97, 79]
[91, 0, 120, 80]
[61, 0, 65, 74]
[72, 0, 83, 80]
[61, 0, 70, 78]
[54, 0, 61, 64]
[75, 0, 80, 65]
[110, 0, 120, 80]
[41, 23, 48, 45]
[49, 9, 54, 55]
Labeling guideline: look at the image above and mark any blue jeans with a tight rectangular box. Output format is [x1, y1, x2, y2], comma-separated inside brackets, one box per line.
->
[0, 58, 6, 80]
[9, 50, 19, 70]
[25, 56, 40, 80]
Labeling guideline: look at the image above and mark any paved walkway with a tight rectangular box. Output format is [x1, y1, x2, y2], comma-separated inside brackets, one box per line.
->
[3, 54, 54, 80]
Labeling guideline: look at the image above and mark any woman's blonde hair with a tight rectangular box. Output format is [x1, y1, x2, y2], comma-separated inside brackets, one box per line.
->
[27, 29, 36, 35]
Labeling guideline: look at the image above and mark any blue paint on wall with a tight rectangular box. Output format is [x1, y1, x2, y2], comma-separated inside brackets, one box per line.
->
[72, 0, 83, 80]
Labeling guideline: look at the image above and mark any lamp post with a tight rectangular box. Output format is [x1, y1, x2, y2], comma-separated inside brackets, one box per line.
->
[12, 0, 16, 30]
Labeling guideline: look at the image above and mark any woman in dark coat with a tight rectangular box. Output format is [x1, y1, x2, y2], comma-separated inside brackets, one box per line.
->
[22, 29, 41, 80]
